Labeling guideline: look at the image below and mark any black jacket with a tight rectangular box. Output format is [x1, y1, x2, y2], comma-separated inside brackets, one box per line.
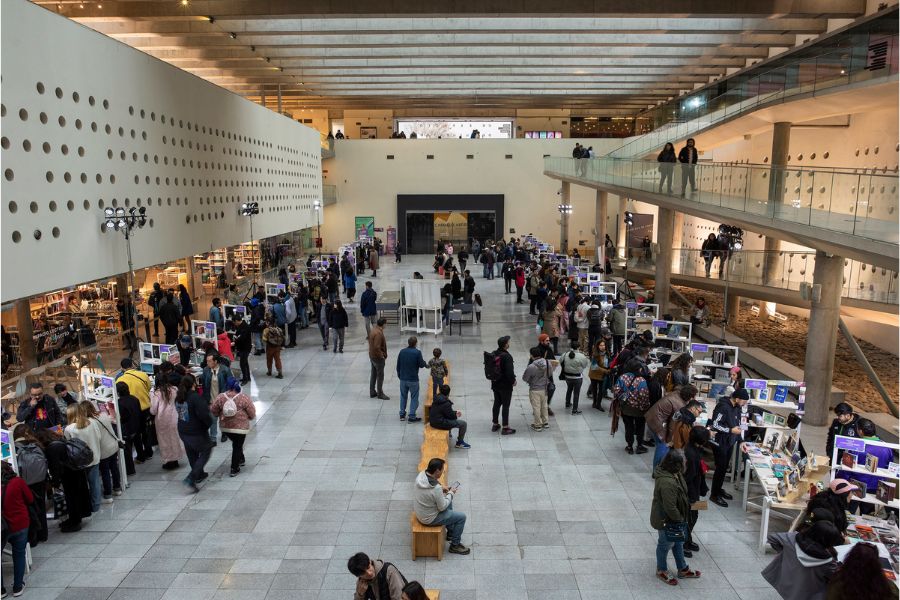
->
[232, 321, 252, 353]
[176, 390, 212, 438]
[429, 394, 457, 429]
[825, 415, 859, 461]
[684, 443, 708, 503]
[329, 307, 349, 329]
[250, 303, 266, 333]
[805, 489, 849, 533]
[657, 148, 676, 163]
[158, 301, 181, 329]
[464, 276, 476, 295]
[678, 146, 698, 164]
[117, 392, 143, 438]
[17, 395, 64, 431]
[491, 350, 516, 391]
[711, 397, 742, 450]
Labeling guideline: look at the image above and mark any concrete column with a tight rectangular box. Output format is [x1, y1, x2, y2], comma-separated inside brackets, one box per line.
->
[13, 300, 36, 372]
[763, 121, 790, 284]
[725, 293, 740, 324]
[616, 196, 627, 258]
[594, 190, 608, 260]
[804, 251, 843, 426]
[559, 182, 570, 253]
[671, 211, 685, 274]
[277, 84, 282, 114]
[260, 90, 266, 109]
[655, 207, 675, 314]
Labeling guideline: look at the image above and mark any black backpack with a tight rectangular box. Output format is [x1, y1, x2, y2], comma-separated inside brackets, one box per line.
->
[62, 437, 94, 469]
[483, 351, 502, 381]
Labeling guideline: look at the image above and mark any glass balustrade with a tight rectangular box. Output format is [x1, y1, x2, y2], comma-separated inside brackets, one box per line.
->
[544, 157, 899, 245]
[621, 247, 898, 305]
[609, 12, 898, 158]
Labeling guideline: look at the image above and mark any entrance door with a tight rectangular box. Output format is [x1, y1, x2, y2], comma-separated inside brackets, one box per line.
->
[467, 212, 497, 245]
[406, 213, 435, 254]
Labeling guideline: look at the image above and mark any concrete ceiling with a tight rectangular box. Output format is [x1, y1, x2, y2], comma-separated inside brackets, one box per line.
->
[35, 0, 867, 112]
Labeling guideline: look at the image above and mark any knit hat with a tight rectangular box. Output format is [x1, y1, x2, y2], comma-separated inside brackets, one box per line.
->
[538, 333, 550, 343]
[829, 479, 859, 495]
[732, 388, 750, 401]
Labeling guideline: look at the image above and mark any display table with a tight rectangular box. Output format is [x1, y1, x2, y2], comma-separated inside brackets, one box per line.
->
[376, 291, 401, 323]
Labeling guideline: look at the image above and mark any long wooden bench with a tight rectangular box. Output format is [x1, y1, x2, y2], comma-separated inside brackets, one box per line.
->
[426, 590, 440, 600]
[423, 371, 448, 422]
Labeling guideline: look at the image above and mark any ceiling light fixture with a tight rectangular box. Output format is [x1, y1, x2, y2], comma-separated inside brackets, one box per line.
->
[229, 32, 237, 39]
[207, 16, 214, 23]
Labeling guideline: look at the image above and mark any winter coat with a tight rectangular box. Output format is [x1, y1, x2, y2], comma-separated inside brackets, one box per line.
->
[329, 306, 349, 329]
[210, 391, 256, 434]
[272, 302, 287, 326]
[523, 358, 551, 391]
[645, 390, 686, 442]
[429, 394, 458, 429]
[158, 300, 181, 330]
[16, 394, 65, 431]
[396, 347, 426, 381]
[360, 288, 378, 317]
[701, 237, 720, 260]
[825, 415, 859, 461]
[491, 350, 516, 391]
[650, 467, 690, 529]
[150, 386, 184, 463]
[414, 470, 453, 525]
[176, 390, 212, 438]
[710, 396, 742, 452]
[368, 325, 387, 360]
[116, 368, 151, 411]
[368, 249, 380, 270]
[231, 321, 251, 353]
[678, 145, 698, 164]
[559, 350, 590, 379]
[608, 307, 627, 335]
[670, 407, 697, 450]
[179, 289, 194, 317]
[657, 147, 677, 163]
[64, 419, 103, 467]
[284, 296, 297, 325]
[574, 302, 591, 330]
[353, 559, 406, 600]
[209, 305, 224, 331]
[684, 443, 708, 503]
[762, 532, 837, 600]
[216, 332, 234, 361]
[201, 364, 230, 404]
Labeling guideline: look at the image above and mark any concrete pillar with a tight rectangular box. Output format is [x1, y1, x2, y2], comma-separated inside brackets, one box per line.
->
[804, 251, 843, 426]
[655, 207, 675, 314]
[671, 211, 685, 274]
[277, 84, 282, 114]
[725, 293, 740, 324]
[260, 90, 266, 108]
[763, 121, 790, 284]
[594, 190, 608, 261]
[616, 196, 627, 258]
[559, 182, 570, 253]
[13, 300, 36, 372]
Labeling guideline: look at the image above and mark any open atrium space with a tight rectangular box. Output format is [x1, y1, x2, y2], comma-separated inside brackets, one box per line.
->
[1, 1, 899, 599]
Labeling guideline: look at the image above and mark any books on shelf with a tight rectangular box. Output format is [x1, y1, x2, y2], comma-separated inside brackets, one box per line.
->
[848, 478, 868, 499]
[876, 480, 897, 504]
[842, 452, 858, 470]
[866, 453, 881, 473]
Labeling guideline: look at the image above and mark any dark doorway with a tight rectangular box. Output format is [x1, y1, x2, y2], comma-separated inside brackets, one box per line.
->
[467, 212, 497, 245]
[406, 213, 435, 254]
[397, 194, 504, 254]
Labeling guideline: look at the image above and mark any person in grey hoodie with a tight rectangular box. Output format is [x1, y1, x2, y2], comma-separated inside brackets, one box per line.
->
[559, 344, 590, 414]
[523, 347, 551, 431]
[413, 458, 470, 555]
[762, 521, 843, 600]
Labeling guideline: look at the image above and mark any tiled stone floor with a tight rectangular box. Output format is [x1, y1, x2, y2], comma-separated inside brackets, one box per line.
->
[4, 256, 826, 600]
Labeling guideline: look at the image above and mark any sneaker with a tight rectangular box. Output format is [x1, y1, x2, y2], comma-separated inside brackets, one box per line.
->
[11, 585, 24, 598]
[635, 445, 648, 455]
[542, 423, 550, 430]
[230, 469, 240, 477]
[185, 481, 199, 494]
[684, 542, 700, 552]
[530, 424, 543, 432]
[571, 410, 582, 415]
[162, 461, 180, 470]
[276, 373, 284, 379]
[448, 544, 471, 555]
[400, 414, 406, 421]
[455, 440, 471, 449]
[195, 473, 209, 483]
[625, 446, 634, 455]
[102, 495, 114, 504]
[407, 416, 422, 423]
[113, 488, 123, 496]
[501, 427, 516, 435]
[240, 458, 246, 466]
[377, 394, 391, 400]
[491, 423, 501, 432]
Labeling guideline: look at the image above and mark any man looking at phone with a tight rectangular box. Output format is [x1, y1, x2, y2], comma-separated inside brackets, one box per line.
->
[413, 457, 470, 555]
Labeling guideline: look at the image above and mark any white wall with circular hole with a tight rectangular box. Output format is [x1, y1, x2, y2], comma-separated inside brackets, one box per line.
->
[1, 0, 322, 301]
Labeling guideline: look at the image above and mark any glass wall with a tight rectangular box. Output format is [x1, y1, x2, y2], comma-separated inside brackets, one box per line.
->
[395, 119, 514, 139]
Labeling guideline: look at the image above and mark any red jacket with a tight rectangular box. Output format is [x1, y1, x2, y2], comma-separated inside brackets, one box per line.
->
[216, 332, 234, 361]
[2, 476, 34, 532]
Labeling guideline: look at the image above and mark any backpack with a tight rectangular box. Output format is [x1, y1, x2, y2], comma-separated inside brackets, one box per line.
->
[614, 373, 651, 413]
[588, 309, 604, 331]
[483, 351, 502, 381]
[222, 394, 238, 418]
[62, 437, 94, 469]
[17, 444, 48, 486]
[266, 325, 285, 347]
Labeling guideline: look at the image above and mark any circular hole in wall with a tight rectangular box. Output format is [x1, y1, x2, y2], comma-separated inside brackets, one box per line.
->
[54, 87, 63, 99]
[22, 139, 30, 152]
[58, 116, 66, 127]
[3, 169, 13, 181]
[33, 229, 42, 240]
[29, 201, 38, 213]
[875, 146, 880, 154]
[0, 137, 8, 150]
[45, 171, 53, 183]
[39, 112, 47, 124]
[72, 92, 79, 103]
[18, 108, 27, 121]
[80, 173, 87, 183]
[11, 231, 21, 243]
[66, 200, 74, 211]
[49, 201, 57, 212]
[36, 82, 45, 94]
[61, 145, 69, 155]
[102, 99, 109, 109]
[63, 172, 71, 183]
[83, 199, 90, 210]
[8, 201, 17, 213]
[52, 227, 60, 238]
[42, 142, 51, 153]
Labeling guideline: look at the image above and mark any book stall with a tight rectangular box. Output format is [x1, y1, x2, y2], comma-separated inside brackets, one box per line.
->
[223, 303, 248, 324]
[80, 370, 129, 489]
[264, 283, 287, 306]
[625, 302, 659, 342]
[838, 514, 900, 583]
[649, 319, 692, 360]
[189, 319, 219, 366]
[689, 343, 740, 402]
[831, 435, 900, 514]
[139, 341, 177, 373]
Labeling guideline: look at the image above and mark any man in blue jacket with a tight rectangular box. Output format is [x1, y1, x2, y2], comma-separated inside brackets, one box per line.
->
[397, 336, 427, 422]
[201, 352, 230, 445]
[359, 281, 378, 336]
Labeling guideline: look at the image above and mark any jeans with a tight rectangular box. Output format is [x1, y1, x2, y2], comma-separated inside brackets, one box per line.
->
[564, 377, 583, 411]
[370, 358, 385, 395]
[529, 389, 548, 427]
[5, 528, 28, 590]
[504, 278, 512, 293]
[319, 323, 330, 347]
[364, 315, 377, 336]
[99, 454, 121, 496]
[237, 349, 251, 382]
[656, 527, 688, 572]
[482, 264, 489, 278]
[495, 262, 502, 277]
[428, 500, 467, 545]
[492, 388, 512, 427]
[432, 375, 444, 398]
[658, 164, 674, 192]
[652, 430, 670, 471]
[252, 331, 263, 352]
[332, 327, 345, 351]
[516, 285, 524, 302]
[680, 164, 696, 195]
[299, 307, 309, 328]
[399, 380, 420, 418]
[86, 463, 102, 512]
[487, 265, 495, 280]
[622, 415, 646, 448]
[181, 434, 212, 485]
[208, 418, 218, 443]
[266, 345, 282, 374]
[225, 432, 245, 472]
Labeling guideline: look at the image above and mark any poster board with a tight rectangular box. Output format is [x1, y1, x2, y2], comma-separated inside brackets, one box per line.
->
[139, 342, 176, 368]
[190, 320, 219, 365]
[265, 283, 286, 306]
[223, 303, 248, 323]
[81, 370, 128, 489]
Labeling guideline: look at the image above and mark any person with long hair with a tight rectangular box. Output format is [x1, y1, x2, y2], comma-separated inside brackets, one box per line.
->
[401, 581, 430, 600]
[657, 142, 677, 194]
[178, 283, 194, 331]
[175, 374, 213, 493]
[34, 426, 92, 532]
[64, 402, 104, 513]
[651, 449, 700, 585]
[827, 542, 895, 600]
[588, 339, 612, 410]
[668, 353, 693, 388]
[210, 377, 256, 477]
[10, 424, 49, 543]
[80, 401, 122, 504]
[2, 461, 34, 597]
[151, 367, 184, 470]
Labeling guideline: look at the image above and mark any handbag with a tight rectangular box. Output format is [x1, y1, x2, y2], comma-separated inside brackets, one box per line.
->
[663, 521, 687, 543]
[94, 418, 126, 450]
[545, 360, 556, 395]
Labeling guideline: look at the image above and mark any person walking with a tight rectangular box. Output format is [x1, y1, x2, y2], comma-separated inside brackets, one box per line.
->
[230, 313, 252, 384]
[559, 344, 589, 414]
[344, 264, 357, 303]
[158, 291, 181, 344]
[588, 339, 612, 410]
[523, 347, 551, 432]
[657, 142, 677, 194]
[262, 318, 285, 378]
[2, 461, 34, 597]
[200, 352, 229, 444]
[607, 302, 627, 356]
[678, 138, 699, 197]
[368, 246, 379, 277]
[210, 378, 256, 477]
[514, 264, 526, 304]
[178, 284, 194, 331]
[397, 337, 427, 422]
[490, 336, 517, 435]
[175, 374, 213, 493]
[683, 426, 709, 556]
[651, 449, 701, 585]
[463, 270, 476, 304]
[150, 367, 184, 470]
[700, 234, 719, 278]
[329, 300, 349, 353]
[360, 281, 378, 336]
[368, 318, 389, 400]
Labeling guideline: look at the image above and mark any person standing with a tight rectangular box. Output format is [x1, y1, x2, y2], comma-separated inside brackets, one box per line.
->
[360, 281, 378, 336]
[559, 344, 589, 414]
[683, 425, 709, 557]
[607, 302, 627, 357]
[396, 337, 427, 422]
[209, 297, 225, 332]
[645, 385, 698, 471]
[463, 270, 476, 305]
[514, 264, 526, 304]
[344, 264, 357, 303]
[657, 142, 677, 194]
[262, 318, 285, 378]
[231, 313, 252, 384]
[427, 348, 449, 399]
[588, 339, 612, 410]
[272, 293, 288, 346]
[574, 296, 591, 352]
[678, 138, 699, 198]
[523, 347, 551, 432]
[200, 353, 229, 444]
[709, 388, 749, 507]
[318, 299, 332, 352]
[210, 378, 256, 477]
[700, 234, 719, 278]
[329, 300, 349, 353]
[116, 381, 142, 477]
[502, 259, 514, 294]
[116, 358, 153, 463]
[394, 242, 403, 263]
[150, 368, 184, 470]
[368, 318, 389, 400]
[158, 291, 182, 345]
[457, 248, 468, 273]
[490, 336, 517, 435]
[63, 402, 103, 513]
[175, 374, 212, 493]
[368, 246, 379, 277]
[178, 284, 194, 331]
[651, 449, 701, 585]
[825, 402, 860, 462]
[149, 282, 164, 339]
[2, 461, 34, 597]
[16, 382, 65, 432]
[284, 291, 298, 348]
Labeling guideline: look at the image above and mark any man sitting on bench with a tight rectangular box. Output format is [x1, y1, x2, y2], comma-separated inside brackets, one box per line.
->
[429, 384, 470, 449]
[347, 552, 407, 600]
[414, 458, 471, 555]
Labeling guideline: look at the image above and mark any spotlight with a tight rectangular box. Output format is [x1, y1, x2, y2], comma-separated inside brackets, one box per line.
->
[557, 204, 573, 214]
[624, 211, 634, 226]
[207, 15, 215, 23]
[229, 32, 237, 39]
[104, 207, 114, 218]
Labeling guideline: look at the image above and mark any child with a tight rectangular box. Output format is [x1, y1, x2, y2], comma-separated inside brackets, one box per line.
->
[427, 348, 448, 398]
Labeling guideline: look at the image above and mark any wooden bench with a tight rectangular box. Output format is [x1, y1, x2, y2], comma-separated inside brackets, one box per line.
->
[423, 372, 448, 422]
[411, 513, 445, 560]
[426, 591, 440, 600]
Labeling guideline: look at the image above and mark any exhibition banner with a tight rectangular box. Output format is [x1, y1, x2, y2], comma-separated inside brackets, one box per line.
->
[434, 212, 468, 245]
[386, 227, 397, 254]
[355, 216, 375, 241]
